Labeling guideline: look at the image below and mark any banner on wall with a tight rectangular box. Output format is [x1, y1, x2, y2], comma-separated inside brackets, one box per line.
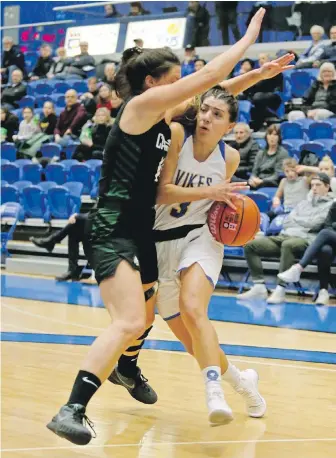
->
[124, 18, 186, 50]
[64, 23, 120, 57]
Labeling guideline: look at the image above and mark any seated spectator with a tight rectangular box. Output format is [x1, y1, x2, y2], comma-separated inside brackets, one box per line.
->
[248, 124, 288, 189]
[96, 84, 113, 111]
[288, 62, 336, 121]
[59, 41, 95, 80]
[296, 25, 325, 69]
[73, 107, 113, 161]
[128, 2, 150, 16]
[238, 173, 334, 303]
[1, 36, 25, 84]
[110, 87, 123, 118]
[134, 38, 144, 48]
[102, 63, 116, 88]
[1, 69, 27, 109]
[30, 213, 91, 282]
[278, 201, 336, 305]
[239, 58, 255, 75]
[39, 101, 58, 135]
[314, 25, 336, 67]
[29, 44, 53, 81]
[12, 107, 40, 147]
[187, 1, 210, 47]
[47, 47, 68, 79]
[181, 45, 198, 77]
[244, 53, 283, 130]
[80, 77, 100, 117]
[194, 58, 206, 72]
[270, 158, 309, 217]
[296, 155, 336, 196]
[231, 123, 260, 180]
[104, 3, 121, 17]
[1, 107, 19, 142]
[54, 89, 87, 147]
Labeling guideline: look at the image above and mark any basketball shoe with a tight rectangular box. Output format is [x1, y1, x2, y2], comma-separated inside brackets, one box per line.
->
[234, 369, 267, 418]
[206, 381, 233, 424]
[108, 366, 157, 404]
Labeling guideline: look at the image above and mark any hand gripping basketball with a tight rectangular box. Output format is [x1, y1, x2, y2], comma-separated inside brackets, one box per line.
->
[208, 179, 250, 211]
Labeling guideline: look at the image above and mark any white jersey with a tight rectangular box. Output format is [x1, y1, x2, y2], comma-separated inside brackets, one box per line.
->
[154, 134, 226, 230]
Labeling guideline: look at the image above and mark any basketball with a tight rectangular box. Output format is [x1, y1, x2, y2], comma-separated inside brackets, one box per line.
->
[207, 195, 260, 246]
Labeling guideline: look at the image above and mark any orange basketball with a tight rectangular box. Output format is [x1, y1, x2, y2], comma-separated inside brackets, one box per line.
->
[207, 195, 260, 246]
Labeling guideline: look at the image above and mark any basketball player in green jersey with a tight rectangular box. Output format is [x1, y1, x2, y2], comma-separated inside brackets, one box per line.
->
[47, 9, 265, 445]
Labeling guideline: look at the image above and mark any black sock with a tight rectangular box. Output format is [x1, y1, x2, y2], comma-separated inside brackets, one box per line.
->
[67, 370, 102, 407]
[118, 326, 153, 378]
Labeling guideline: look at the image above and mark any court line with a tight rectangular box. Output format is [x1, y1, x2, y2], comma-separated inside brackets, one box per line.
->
[1, 332, 336, 364]
[2, 437, 336, 453]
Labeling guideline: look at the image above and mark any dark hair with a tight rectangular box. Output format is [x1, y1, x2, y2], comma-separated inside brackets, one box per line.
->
[265, 124, 282, 147]
[115, 47, 180, 99]
[241, 58, 255, 70]
[22, 106, 34, 114]
[97, 83, 112, 103]
[201, 86, 238, 123]
[195, 58, 207, 66]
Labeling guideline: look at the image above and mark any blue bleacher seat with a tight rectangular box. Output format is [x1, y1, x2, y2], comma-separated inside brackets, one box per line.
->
[45, 163, 67, 184]
[258, 187, 277, 199]
[72, 81, 88, 93]
[68, 164, 92, 194]
[86, 159, 103, 170]
[238, 100, 252, 124]
[290, 71, 311, 98]
[1, 202, 22, 258]
[326, 118, 336, 129]
[2, 181, 8, 186]
[318, 139, 336, 153]
[39, 181, 57, 192]
[308, 122, 334, 141]
[1, 159, 10, 166]
[15, 159, 31, 168]
[24, 52, 39, 73]
[260, 212, 270, 234]
[12, 180, 32, 193]
[46, 186, 81, 220]
[35, 95, 53, 108]
[246, 191, 271, 212]
[55, 94, 65, 108]
[282, 139, 305, 159]
[280, 122, 304, 140]
[1, 184, 19, 204]
[40, 143, 62, 159]
[2, 143, 17, 162]
[22, 185, 49, 220]
[35, 82, 53, 95]
[300, 141, 326, 159]
[63, 181, 84, 197]
[295, 117, 315, 134]
[64, 143, 80, 159]
[61, 159, 79, 170]
[22, 163, 42, 184]
[86, 159, 102, 199]
[267, 213, 288, 235]
[18, 96, 35, 109]
[53, 82, 71, 94]
[255, 138, 267, 150]
[1, 163, 20, 183]
[303, 68, 319, 80]
[330, 144, 336, 163]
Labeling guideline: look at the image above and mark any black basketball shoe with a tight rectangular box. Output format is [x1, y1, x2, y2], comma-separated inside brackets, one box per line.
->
[108, 367, 158, 404]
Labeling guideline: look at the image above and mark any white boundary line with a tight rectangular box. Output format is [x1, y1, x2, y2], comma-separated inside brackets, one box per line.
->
[2, 437, 336, 453]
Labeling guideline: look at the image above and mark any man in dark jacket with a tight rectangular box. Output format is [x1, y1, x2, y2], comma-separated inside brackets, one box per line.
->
[1, 69, 27, 109]
[314, 25, 336, 67]
[215, 2, 240, 45]
[54, 89, 87, 146]
[231, 123, 260, 179]
[187, 1, 210, 47]
[1, 36, 25, 83]
[59, 42, 95, 79]
[30, 44, 54, 80]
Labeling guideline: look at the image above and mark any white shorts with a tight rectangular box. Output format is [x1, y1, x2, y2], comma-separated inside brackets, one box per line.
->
[156, 225, 224, 321]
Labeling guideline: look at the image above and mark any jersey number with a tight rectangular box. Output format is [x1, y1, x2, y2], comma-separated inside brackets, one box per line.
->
[170, 202, 191, 218]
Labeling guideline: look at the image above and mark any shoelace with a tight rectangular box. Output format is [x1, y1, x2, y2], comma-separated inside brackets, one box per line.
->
[137, 373, 151, 392]
[73, 409, 97, 438]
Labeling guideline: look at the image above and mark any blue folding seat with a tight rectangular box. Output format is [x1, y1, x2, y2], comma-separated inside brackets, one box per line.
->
[330, 144, 336, 162]
[267, 214, 288, 235]
[61, 159, 79, 170]
[300, 141, 326, 159]
[260, 213, 270, 234]
[45, 163, 66, 184]
[2, 143, 17, 162]
[12, 180, 32, 193]
[64, 143, 80, 159]
[40, 143, 62, 159]
[68, 163, 92, 194]
[258, 187, 277, 200]
[280, 122, 304, 140]
[86, 159, 102, 198]
[238, 100, 252, 124]
[295, 117, 315, 135]
[1, 163, 20, 183]
[255, 138, 266, 150]
[72, 81, 88, 93]
[0, 202, 22, 258]
[318, 139, 336, 153]
[64, 181, 84, 210]
[22, 163, 42, 184]
[290, 71, 311, 98]
[282, 139, 305, 159]
[35, 95, 53, 108]
[21, 185, 49, 220]
[35, 82, 53, 95]
[1, 184, 19, 204]
[325, 118, 336, 129]
[53, 82, 71, 94]
[39, 181, 57, 192]
[1, 159, 9, 166]
[308, 122, 334, 141]
[246, 191, 270, 212]
[47, 186, 81, 220]
[18, 95, 35, 109]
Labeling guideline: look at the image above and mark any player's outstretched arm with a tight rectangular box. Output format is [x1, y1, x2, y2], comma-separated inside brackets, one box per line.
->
[220, 53, 295, 97]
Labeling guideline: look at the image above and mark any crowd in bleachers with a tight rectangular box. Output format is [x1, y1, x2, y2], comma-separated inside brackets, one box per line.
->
[1, 7, 335, 303]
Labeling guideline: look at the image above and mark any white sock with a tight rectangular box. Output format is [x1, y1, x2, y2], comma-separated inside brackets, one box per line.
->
[222, 363, 241, 387]
[202, 366, 221, 385]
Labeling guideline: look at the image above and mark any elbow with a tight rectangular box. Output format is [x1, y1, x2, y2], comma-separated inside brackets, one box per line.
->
[156, 186, 172, 205]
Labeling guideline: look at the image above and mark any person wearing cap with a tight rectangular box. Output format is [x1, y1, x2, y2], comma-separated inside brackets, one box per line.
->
[238, 172, 334, 304]
[181, 44, 198, 77]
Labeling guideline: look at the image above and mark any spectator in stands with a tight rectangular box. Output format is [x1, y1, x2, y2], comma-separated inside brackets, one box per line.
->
[102, 63, 116, 87]
[30, 213, 91, 282]
[278, 201, 336, 305]
[313, 25, 336, 67]
[110, 87, 123, 117]
[73, 107, 113, 161]
[54, 89, 87, 146]
[194, 59, 206, 72]
[47, 47, 67, 79]
[104, 3, 121, 18]
[87, 76, 99, 97]
[296, 155, 336, 196]
[1, 69, 27, 109]
[296, 25, 325, 69]
[181, 45, 198, 77]
[29, 44, 53, 80]
[238, 173, 334, 303]
[239, 58, 255, 75]
[270, 158, 309, 217]
[96, 83, 113, 112]
[128, 2, 150, 16]
[231, 122, 260, 180]
[80, 77, 99, 118]
[215, 1, 240, 45]
[1, 107, 19, 142]
[39, 101, 58, 135]
[1, 36, 25, 83]
[248, 124, 288, 189]
[244, 53, 283, 130]
[134, 38, 144, 48]
[288, 62, 336, 121]
[187, 1, 210, 47]
[60, 41, 95, 79]
[12, 107, 40, 146]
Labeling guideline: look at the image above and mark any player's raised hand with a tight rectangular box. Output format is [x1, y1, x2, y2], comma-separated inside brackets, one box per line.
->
[244, 8, 266, 45]
[209, 180, 250, 210]
[260, 53, 295, 80]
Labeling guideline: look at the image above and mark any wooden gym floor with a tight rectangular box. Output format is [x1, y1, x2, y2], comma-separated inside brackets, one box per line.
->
[1, 273, 336, 458]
